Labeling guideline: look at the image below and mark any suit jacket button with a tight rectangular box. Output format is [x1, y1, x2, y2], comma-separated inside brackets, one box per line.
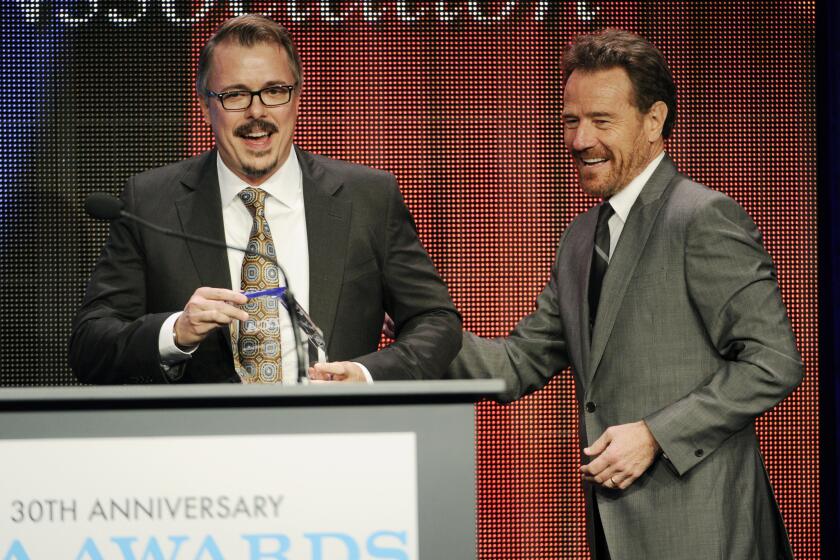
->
[694, 449, 704, 457]
[585, 401, 597, 413]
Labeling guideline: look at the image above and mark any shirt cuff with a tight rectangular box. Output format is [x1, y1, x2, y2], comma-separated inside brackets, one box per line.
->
[352, 362, 375, 384]
[159, 312, 197, 365]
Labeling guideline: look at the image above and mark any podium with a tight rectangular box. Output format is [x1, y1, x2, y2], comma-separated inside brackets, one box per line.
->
[0, 380, 504, 559]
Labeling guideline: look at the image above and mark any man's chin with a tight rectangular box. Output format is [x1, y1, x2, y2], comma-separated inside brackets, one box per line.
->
[242, 157, 279, 181]
[579, 178, 616, 199]
[243, 167, 273, 180]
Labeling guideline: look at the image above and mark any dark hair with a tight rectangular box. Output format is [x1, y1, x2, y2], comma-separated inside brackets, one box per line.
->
[196, 14, 302, 95]
[563, 29, 677, 139]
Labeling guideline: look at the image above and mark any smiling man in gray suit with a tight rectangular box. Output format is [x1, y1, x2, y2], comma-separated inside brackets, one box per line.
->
[447, 30, 802, 559]
[70, 14, 460, 384]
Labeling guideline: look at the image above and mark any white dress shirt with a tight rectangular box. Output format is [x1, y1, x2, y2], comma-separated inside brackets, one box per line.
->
[604, 151, 665, 260]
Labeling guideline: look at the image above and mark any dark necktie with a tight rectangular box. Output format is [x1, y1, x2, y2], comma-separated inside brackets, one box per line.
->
[588, 201, 615, 335]
[234, 187, 283, 383]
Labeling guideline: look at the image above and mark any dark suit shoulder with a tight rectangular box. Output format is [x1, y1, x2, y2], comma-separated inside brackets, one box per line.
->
[298, 149, 397, 193]
[128, 151, 213, 192]
[304, 150, 394, 179]
[120, 151, 216, 218]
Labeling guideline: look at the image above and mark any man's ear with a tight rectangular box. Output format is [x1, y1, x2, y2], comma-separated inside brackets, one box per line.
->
[645, 101, 668, 142]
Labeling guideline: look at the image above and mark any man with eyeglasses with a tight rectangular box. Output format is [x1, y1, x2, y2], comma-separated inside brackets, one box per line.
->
[70, 14, 461, 384]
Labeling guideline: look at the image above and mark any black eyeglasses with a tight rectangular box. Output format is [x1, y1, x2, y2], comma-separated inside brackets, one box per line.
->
[206, 84, 297, 111]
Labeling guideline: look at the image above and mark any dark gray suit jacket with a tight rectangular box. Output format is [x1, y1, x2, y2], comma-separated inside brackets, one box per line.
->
[449, 156, 801, 559]
[71, 147, 461, 383]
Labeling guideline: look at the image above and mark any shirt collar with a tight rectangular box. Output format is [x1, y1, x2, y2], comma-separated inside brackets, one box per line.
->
[606, 151, 665, 223]
[217, 147, 303, 209]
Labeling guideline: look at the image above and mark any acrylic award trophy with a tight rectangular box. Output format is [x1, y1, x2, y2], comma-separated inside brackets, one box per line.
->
[233, 287, 327, 383]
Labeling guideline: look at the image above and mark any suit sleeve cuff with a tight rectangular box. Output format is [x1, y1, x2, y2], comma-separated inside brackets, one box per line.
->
[644, 409, 706, 476]
[159, 312, 197, 365]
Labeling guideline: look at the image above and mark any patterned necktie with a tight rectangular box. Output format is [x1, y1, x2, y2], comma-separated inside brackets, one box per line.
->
[234, 187, 282, 383]
[588, 201, 615, 335]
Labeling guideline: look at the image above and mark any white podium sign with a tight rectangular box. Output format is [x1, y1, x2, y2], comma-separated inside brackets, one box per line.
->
[0, 432, 418, 560]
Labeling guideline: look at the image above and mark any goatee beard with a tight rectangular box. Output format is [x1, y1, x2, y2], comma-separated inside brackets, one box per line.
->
[243, 153, 278, 180]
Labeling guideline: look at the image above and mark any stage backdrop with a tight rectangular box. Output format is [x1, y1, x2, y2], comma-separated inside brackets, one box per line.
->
[0, 1, 817, 557]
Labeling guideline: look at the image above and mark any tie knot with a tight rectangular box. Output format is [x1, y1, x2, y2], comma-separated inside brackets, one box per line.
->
[598, 201, 615, 225]
[238, 187, 268, 217]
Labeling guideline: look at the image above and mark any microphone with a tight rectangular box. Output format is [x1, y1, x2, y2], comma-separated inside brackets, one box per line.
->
[85, 192, 124, 220]
[84, 192, 309, 384]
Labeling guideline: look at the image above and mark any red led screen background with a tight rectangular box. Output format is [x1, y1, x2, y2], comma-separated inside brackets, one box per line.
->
[183, 3, 817, 557]
[0, 1, 816, 558]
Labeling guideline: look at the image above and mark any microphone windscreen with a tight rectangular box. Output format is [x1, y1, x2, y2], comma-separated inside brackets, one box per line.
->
[85, 193, 124, 220]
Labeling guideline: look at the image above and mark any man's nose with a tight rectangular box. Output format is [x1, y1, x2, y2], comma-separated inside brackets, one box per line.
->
[570, 122, 596, 152]
[245, 93, 268, 118]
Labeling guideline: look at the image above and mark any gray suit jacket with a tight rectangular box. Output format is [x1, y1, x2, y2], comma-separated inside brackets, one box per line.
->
[449, 156, 801, 559]
[71, 147, 461, 383]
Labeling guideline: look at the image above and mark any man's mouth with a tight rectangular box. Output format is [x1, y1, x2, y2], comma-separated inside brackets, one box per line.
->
[580, 157, 608, 167]
[235, 121, 278, 148]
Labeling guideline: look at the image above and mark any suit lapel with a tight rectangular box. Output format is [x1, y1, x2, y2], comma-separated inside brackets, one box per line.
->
[174, 150, 235, 364]
[174, 151, 232, 290]
[570, 206, 600, 385]
[298, 148, 351, 349]
[587, 156, 678, 381]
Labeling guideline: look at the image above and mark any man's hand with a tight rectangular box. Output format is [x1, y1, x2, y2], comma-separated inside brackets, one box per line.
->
[580, 420, 661, 490]
[308, 361, 367, 383]
[174, 287, 248, 347]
